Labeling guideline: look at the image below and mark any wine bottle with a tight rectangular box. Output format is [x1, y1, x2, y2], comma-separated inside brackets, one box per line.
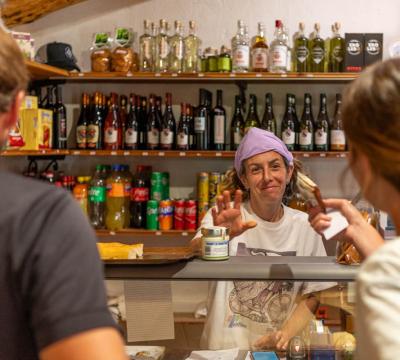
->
[76, 93, 90, 149]
[330, 93, 346, 151]
[314, 93, 330, 151]
[230, 95, 245, 150]
[309, 23, 325, 72]
[160, 92, 176, 150]
[194, 89, 209, 150]
[261, 93, 277, 135]
[281, 94, 296, 151]
[244, 94, 260, 133]
[177, 103, 189, 150]
[124, 93, 139, 150]
[146, 95, 161, 150]
[299, 93, 314, 151]
[212, 90, 226, 150]
[53, 86, 68, 149]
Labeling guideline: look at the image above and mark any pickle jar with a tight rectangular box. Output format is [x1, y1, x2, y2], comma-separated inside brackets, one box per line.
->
[200, 47, 212, 72]
[208, 48, 219, 72]
[201, 226, 229, 261]
[218, 45, 232, 73]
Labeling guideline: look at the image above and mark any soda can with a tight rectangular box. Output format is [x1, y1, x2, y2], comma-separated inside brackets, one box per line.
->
[198, 201, 209, 225]
[174, 199, 185, 230]
[161, 172, 170, 200]
[209, 171, 221, 207]
[146, 200, 159, 230]
[197, 172, 209, 203]
[151, 172, 163, 201]
[159, 199, 174, 230]
[184, 200, 197, 230]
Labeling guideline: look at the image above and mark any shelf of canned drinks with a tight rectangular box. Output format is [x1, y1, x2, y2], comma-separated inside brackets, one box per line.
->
[0, 150, 349, 158]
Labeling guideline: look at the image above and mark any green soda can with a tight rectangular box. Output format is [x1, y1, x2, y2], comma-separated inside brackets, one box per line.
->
[151, 172, 163, 201]
[161, 172, 170, 200]
[146, 200, 159, 230]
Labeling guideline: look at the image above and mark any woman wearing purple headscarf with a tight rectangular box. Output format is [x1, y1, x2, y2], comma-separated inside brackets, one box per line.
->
[191, 128, 333, 351]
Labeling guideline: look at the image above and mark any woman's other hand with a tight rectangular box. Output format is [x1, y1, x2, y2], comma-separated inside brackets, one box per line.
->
[253, 330, 290, 351]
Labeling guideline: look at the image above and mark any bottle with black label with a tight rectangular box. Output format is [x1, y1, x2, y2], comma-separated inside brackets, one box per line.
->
[261, 93, 277, 135]
[53, 86, 68, 149]
[138, 96, 148, 150]
[194, 89, 209, 150]
[177, 102, 189, 150]
[230, 95, 245, 150]
[281, 94, 296, 151]
[314, 93, 330, 151]
[87, 92, 103, 150]
[244, 94, 260, 133]
[76, 92, 90, 149]
[330, 93, 346, 151]
[124, 94, 139, 150]
[146, 95, 161, 150]
[212, 90, 226, 150]
[160, 92, 176, 150]
[309, 23, 325, 72]
[299, 93, 314, 151]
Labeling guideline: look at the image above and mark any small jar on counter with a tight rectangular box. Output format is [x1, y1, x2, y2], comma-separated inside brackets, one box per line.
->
[201, 226, 229, 261]
[218, 45, 232, 72]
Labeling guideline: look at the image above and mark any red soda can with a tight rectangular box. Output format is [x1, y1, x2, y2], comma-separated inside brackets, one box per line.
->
[174, 199, 185, 230]
[184, 200, 197, 230]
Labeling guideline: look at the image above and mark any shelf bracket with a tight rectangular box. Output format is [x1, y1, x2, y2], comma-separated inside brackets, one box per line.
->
[235, 80, 247, 113]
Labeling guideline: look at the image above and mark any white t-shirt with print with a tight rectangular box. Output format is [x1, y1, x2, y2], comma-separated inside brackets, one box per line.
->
[196, 202, 334, 350]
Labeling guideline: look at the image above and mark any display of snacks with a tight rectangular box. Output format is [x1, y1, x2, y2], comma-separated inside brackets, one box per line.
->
[90, 32, 112, 72]
[97, 242, 144, 259]
[111, 27, 136, 72]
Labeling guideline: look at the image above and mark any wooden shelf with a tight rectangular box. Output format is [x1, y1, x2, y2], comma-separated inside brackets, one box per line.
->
[26, 60, 69, 80]
[96, 229, 196, 237]
[0, 149, 69, 156]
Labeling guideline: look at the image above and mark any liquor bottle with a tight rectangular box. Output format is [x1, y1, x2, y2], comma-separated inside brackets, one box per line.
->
[184, 20, 201, 72]
[251, 22, 268, 72]
[194, 88, 209, 150]
[124, 94, 139, 150]
[169, 21, 184, 73]
[212, 89, 226, 150]
[87, 92, 103, 150]
[119, 94, 128, 140]
[230, 95, 245, 150]
[138, 96, 148, 150]
[244, 94, 260, 133]
[150, 22, 158, 70]
[160, 92, 176, 150]
[139, 20, 154, 72]
[187, 105, 195, 150]
[155, 19, 169, 72]
[330, 93, 346, 151]
[309, 23, 325, 72]
[299, 93, 314, 151]
[44, 86, 54, 112]
[155, 95, 163, 120]
[330, 22, 345, 72]
[314, 93, 330, 151]
[281, 94, 297, 151]
[294, 22, 309, 72]
[290, 94, 300, 149]
[269, 20, 288, 73]
[282, 22, 292, 72]
[147, 95, 161, 150]
[76, 92, 90, 149]
[261, 93, 277, 135]
[232, 20, 250, 72]
[104, 93, 122, 150]
[53, 86, 67, 149]
[177, 102, 190, 150]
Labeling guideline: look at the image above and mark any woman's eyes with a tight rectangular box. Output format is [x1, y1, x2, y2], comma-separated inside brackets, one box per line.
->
[250, 167, 262, 174]
[249, 163, 282, 174]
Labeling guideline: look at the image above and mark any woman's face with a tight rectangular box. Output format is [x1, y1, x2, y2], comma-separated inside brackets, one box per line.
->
[240, 151, 293, 206]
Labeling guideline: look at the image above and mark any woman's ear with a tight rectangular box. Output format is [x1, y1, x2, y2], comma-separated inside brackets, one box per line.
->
[239, 173, 248, 190]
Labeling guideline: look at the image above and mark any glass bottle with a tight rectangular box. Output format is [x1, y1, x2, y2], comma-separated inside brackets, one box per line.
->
[76, 92, 90, 149]
[330, 22, 345, 72]
[184, 20, 201, 73]
[187, 105, 195, 150]
[282, 23, 292, 72]
[138, 96, 148, 150]
[330, 93, 346, 151]
[73, 176, 90, 216]
[294, 22, 309, 72]
[155, 19, 169, 73]
[119, 94, 128, 139]
[130, 168, 150, 228]
[218, 45, 232, 72]
[124, 93, 139, 150]
[269, 19, 288, 73]
[309, 23, 325, 72]
[89, 164, 108, 229]
[244, 94, 260, 133]
[290, 94, 301, 150]
[104, 93, 122, 150]
[105, 164, 126, 231]
[139, 20, 153, 72]
[194, 88, 209, 150]
[230, 95, 245, 150]
[261, 93, 277, 135]
[281, 94, 297, 151]
[177, 102, 190, 151]
[87, 92, 103, 150]
[150, 22, 158, 71]
[232, 20, 250, 72]
[251, 22, 268, 72]
[146, 95, 161, 150]
[169, 21, 184, 73]
[212, 90, 226, 150]
[160, 92, 176, 150]
[208, 48, 219, 72]
[53, 86, 67, 149]
[314, 93, 330, 151]
[121, 164, 133, 228]
[299, 93, 314, 151]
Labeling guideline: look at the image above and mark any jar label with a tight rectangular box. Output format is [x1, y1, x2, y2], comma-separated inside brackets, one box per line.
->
[203, 239, 229, 259]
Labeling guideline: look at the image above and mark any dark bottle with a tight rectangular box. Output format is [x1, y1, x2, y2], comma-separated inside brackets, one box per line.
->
[187, 105, 196, 150]
[330, 93, 346, 151]
[160, 92, 176, 150]
[244, 94, 260, 133]
[53, 86, 67, 149]
[138, 96, 148, 150]
[101, 94, 108, 120]
[261, 93, 277, 135]
[119, 95, 128, 139]
[147, 95, 161, 150]
[281, 94, 297, 151]
[124, 93, 139, 149]
[194, 88, 209, 150]
[156, 96, 163, 119]
[314, 93, 330, 151]
[87, 92, 103, 150]
[299, 93, 314, 151]
[44, 86, 54, 111]
[289, 94, 300, 150]
[104, 93, 122, 150]
[230, 95, 245, 150]
[212, 89, 226, 150]
[130, 170, 150, 228]
[76, 92, 90, 149]
[177, 102, 190, 150]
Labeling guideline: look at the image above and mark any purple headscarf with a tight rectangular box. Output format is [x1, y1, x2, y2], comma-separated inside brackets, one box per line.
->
[234, 128, 294, 173]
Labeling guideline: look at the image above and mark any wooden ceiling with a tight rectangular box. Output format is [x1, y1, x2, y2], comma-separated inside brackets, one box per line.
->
[2, 0, 87, 27]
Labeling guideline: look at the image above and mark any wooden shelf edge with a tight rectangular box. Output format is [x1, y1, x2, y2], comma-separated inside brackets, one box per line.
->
[26, 60, 70, 80]
[96, 229, 196, 237]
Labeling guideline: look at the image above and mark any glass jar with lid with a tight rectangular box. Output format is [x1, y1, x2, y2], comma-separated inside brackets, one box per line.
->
[218, 45, 232, 72]
[201, 226, 229, 261]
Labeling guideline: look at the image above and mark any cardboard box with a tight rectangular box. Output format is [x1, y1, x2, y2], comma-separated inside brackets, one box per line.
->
[20, 96, 38, 110]
[20, 109, 53, 150]
[11, 31, 35, 60]
[344, 33, 364, 72]
[364, 33, 383, 66]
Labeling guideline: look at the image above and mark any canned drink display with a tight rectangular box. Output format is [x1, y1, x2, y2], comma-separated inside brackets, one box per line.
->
[198, 201, 209, 224]
[174, 199, 185, 230]
[209, 171, 221, 207]
[184, 200, 197, 230]
[146, 200, 159, 230]
[201, 226, 230, 261]
[197, 172, 209, 203]
[159, 199, 174, 230]
[150, 172, 163, 201]
[161, 172, 170, 200]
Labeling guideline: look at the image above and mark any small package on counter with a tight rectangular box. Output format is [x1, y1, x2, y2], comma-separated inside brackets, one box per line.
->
[125, 346, 165, 360]
[90, 32, 112, 72]
[11, 31, 35, 60]
[111, 27, 137, 72]
[20, 109, 53, 150]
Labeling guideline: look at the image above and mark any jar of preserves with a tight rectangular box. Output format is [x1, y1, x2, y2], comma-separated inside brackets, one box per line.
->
[201, 226, 229, 261]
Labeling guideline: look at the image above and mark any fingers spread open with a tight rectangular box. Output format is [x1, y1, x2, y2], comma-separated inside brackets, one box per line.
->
[223, 190, 231, 209]
[233, 189, 243, 210]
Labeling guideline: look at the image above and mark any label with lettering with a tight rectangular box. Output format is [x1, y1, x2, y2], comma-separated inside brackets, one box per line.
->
[234, 45, 250, 67]
[251, 48, 268, 69]
[213, 115, 225, 144]
[104, 127, 117, 144]
[194, 117, 206, 132]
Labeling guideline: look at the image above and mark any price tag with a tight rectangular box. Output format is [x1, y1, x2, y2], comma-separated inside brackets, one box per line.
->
[41, 150, 46, 154]
[182, 232, 188, 236]
[215, 152, 222, 157]
[126, 72, 133, 77]
[155, 231, 162, 236]
[154, 73, 161, 77]
[319, 153, 326, 158]
[72, 150, 79, 155]
[171, 73, 178, 77]
[198, 73, 205, 77]
[255, 73, 262, 78]
[229, 73, 236, 77]
[306, 73, 314, 78]
[302, 153, 310, 158]
[142, 152, 149, 156]
[111, 151, 117, 156]
[78, 73, 84, 77]
[340, 153, 347, 158]
[158, 152, 165, 156]
[280, 73, 288, 78]
[196, 153, 202, 157]
[179, 152, 186, 157]
[123, 151, 130, 156]
[89, 151, 96, 156]
[110, 231, 116, 236]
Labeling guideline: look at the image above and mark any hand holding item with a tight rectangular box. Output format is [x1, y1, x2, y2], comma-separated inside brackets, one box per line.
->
[253, 330, 290, 351]
[212, 189, 257, 239]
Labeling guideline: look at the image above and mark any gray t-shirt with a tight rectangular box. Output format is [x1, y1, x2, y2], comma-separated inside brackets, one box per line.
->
[0, 171, 117, 359]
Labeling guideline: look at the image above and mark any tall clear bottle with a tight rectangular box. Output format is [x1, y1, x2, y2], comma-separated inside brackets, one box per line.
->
[330, 93, 346, 151]
[314, 93, 330, 151]
[184, 20, 201, 72]
[330, 22, 345, 72]
[89, 164, 108, 229]
[244, 94, 260, 133]
[139, 20, 154, 72]
[251, 22, 269, 72]
[155, 19, 170, 72]
[299, 93, 314, 151]
[261, 93, 277, 135]
[281, 94, 296, 151]
[269, 20, 288, 73]
[294, 22, 309, 72]
[309, 23, 325, 72]
[169, 21, 184, 73]
[230, 95, 245, 150]
[232, 20, 250, 72]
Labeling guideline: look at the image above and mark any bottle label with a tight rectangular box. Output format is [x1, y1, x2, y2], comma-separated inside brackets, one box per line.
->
[147, 129, 159, 145]
[173, 42, 183, 59]
[124, 183, 132, 197]
[104, 127, 118, 144]
[213, 115, 225, 144]
[160, 129, 174, 145]
[177, 132, 188, 146]
[159, 37, 169, 59]
[59, 117, 67, 141]
[333, 45, 344, 62]
[125, 128, 138, 145]
[89, 186, 106, 203]
[194, 117, 206, 132]
[282, 128, 295, 145]
[87, 124, 99, 147]
[107, 183, 125, 197]
[218, 57, 231, 72]
[251, 48, 268, 69]
[312, 46, 324, 64]
[271, 45, 288, 67]
[299, 130, 312, 146]
[315, 129, 328, 146]
[131, 187, 149, 201]
[76, 125, 87, 146]
[296, 45, 309, 63]
[234, 45, 250, 67]
[233, 131, 243, 145]
[142, 39, 151, 59]
[330, 130, 346, 150]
